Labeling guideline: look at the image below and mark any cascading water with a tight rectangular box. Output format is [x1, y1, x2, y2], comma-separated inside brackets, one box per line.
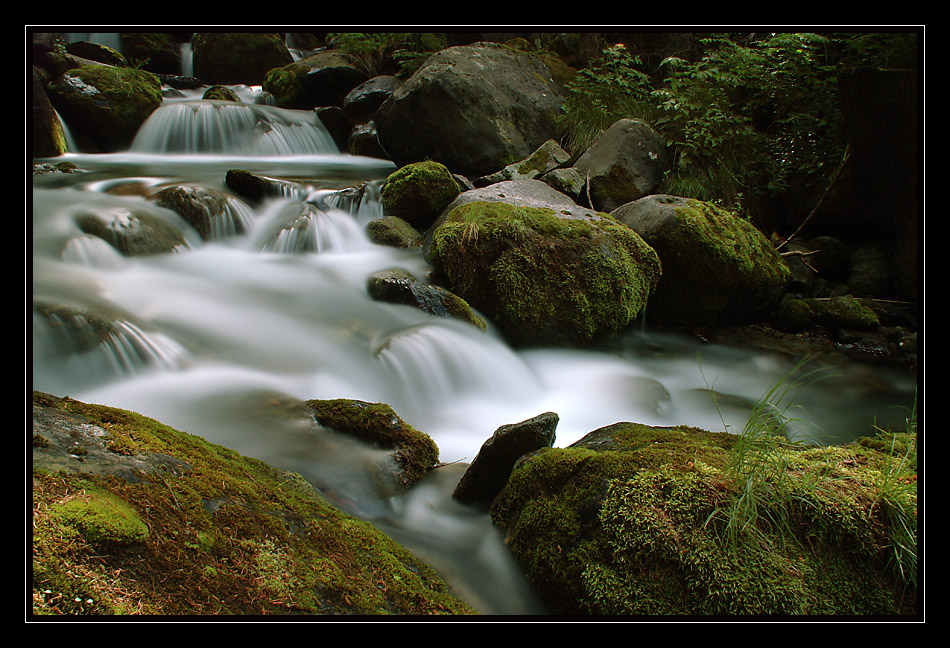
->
[32, 80, 917, 615]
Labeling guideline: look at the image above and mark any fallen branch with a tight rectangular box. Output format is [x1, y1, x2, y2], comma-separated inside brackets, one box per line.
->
[776, 143, 852, 251]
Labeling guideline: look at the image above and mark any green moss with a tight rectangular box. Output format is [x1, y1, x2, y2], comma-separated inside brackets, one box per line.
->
[380, 161, 460, 231]
[305, 399, 440, 489]
[32, 392, 474, 616]
[491, 421, 917, 615]
[51, 488, 149, 545]
[262, 66, 303, 108]
[429, 201, 661, 346]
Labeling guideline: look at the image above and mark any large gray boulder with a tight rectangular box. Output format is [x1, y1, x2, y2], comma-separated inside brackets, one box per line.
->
[574, 118, 673, 213]
[374, 43, 565, 178]
[612, 195, 790, 327]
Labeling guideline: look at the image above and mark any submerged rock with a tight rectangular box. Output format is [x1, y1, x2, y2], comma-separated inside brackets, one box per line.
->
[427, 180, 662, 347]
[151, 184, 254, 240]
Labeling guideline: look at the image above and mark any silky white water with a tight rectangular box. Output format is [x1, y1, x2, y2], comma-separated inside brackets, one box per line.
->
[31, 85, 917, 615]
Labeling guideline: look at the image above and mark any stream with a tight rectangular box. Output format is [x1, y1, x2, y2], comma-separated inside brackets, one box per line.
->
[31, 69, 918, 615]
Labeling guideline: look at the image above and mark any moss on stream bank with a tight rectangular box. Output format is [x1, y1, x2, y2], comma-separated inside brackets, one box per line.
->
[31, 392, 475, 616]
[491, 421, 918, 616]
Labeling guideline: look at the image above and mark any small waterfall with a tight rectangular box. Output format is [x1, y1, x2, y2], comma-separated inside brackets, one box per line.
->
[33, 310, 188, 393]
[131, 101, 338, 156]
[179, 41, 194, 77]
[60, 234, 127, 269]
[253, 199, 369, 254]
[322, 182, 385, 225]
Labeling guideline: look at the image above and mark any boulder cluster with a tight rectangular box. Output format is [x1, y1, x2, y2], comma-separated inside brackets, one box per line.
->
[31, 31, 919, 617]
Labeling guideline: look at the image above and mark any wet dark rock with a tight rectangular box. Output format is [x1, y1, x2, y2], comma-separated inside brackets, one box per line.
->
[366, 268, 486, 329]
[74, 204, 189, 256]
[343, 75, 400, 125]
[263, 49, 368, 109]
[375, 42, 565, 178]
[151, 184, 254, 240]
[453, 412, 559, 508]
[348, 122, 388, 159]
[192, 32, 292, 85]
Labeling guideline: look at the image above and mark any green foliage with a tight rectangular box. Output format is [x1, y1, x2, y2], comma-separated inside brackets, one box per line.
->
[557, 44, 657, 154]
[558, 33, 879, 219]
[704, 357, 830, 551]
[328, 32, 447, 78]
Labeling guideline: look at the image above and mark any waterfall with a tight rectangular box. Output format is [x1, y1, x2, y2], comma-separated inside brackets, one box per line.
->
[130, 101, 338, 156]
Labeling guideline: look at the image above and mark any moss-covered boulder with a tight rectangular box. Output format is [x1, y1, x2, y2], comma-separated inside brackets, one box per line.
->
[46, 64, 163, 152]
[490, 421, 918, 616]
[776, 295, 881, 333]
[612, 194, 790, 327]
[380, 161, 461, 232]
[427, 180, 662, 347]
[304, 399, 440, 492]
[32, 392, 474, 616]
[192, 32, 293, 86]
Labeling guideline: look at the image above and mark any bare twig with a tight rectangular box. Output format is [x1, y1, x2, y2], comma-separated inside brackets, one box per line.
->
[777, 143, 852, 251]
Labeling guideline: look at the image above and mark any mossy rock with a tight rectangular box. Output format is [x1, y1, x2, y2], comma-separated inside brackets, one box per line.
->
[380, 161, 461, 232]
[32, 392, 475, 616]
[777, 295, 881, 333]
[305, 399, 440, 491]
[613, 195, 790, 327]
[47, 65, 163, 152]
[51, 490, 149, 545]
[365, 216, 423, 248]
[491, 421, 918, 616]
[427, 181, 661, 347]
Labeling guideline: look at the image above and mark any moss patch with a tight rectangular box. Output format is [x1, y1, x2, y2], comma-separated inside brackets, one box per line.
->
[380, 161, 461, 231]
[429, 201, 661, 346]
[32, 392, 474, 616]
[491, 421, 918, 616]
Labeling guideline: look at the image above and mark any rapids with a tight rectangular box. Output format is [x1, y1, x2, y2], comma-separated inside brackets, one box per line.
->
[31, 80, 917, 615]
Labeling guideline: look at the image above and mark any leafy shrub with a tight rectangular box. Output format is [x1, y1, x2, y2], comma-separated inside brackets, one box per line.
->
[557, 33, 906, 221]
